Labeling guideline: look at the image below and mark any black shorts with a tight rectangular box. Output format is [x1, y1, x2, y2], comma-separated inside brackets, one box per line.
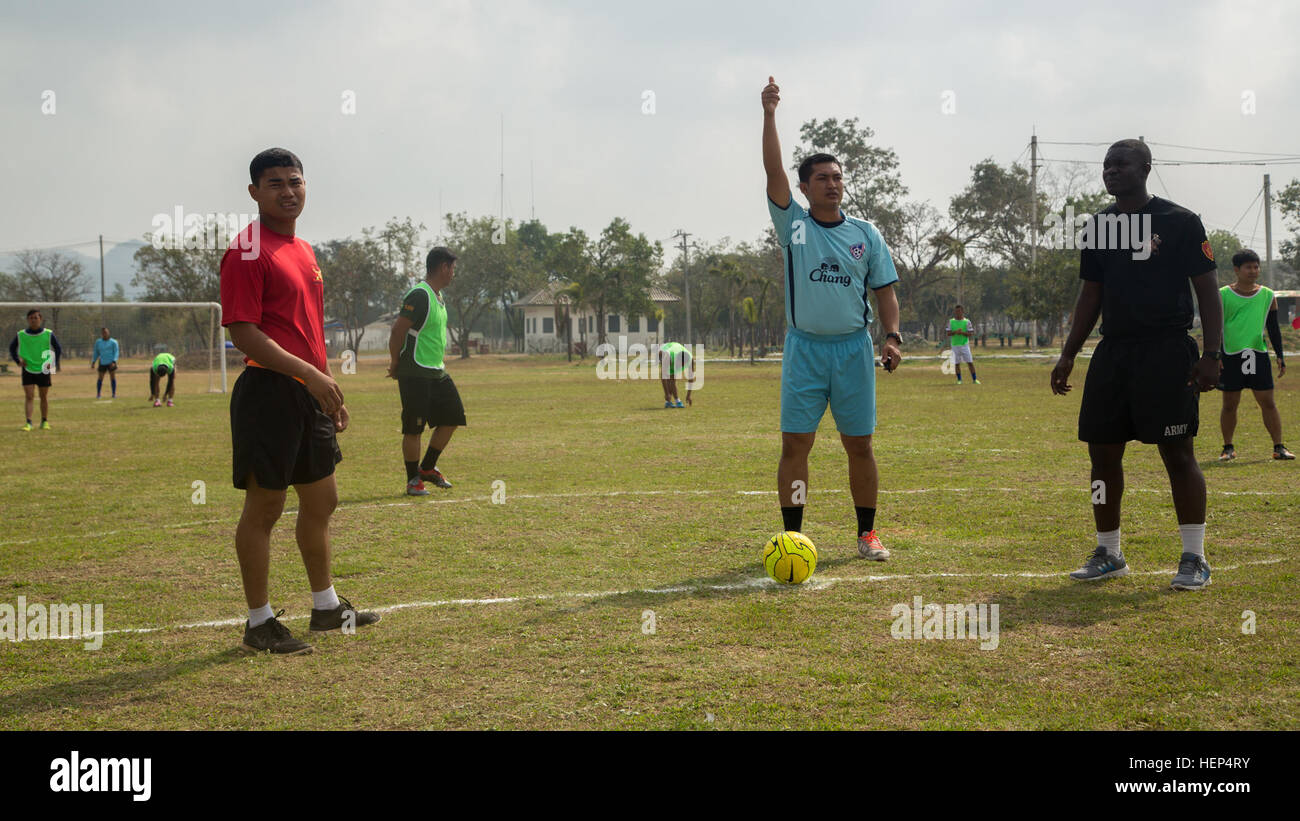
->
[398, 374, 466, 434]
[1079, 335, 1200, 444]
[97, 362, 118, 375]
[230, 367, 341, 490]
[21, 370, 51, 387]
[1218, 349, 1274, 392]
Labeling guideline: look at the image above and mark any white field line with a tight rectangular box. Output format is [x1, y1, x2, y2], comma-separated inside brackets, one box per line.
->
[3, 484, 1295, 549]
[11, 558, 1285, 643]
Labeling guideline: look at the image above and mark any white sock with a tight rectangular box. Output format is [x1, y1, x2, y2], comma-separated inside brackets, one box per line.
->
[312, 585, 340, 611]
[248, 603, 274, 628]
[1179, 524, 1206, 558]
[1097, 529, 1121, 557]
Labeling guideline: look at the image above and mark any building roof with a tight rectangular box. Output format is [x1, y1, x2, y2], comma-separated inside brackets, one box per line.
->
[515, 281, 681, 308]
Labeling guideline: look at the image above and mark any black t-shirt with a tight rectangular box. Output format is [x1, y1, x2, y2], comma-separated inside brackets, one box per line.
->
[1079, 196, 1216, 338]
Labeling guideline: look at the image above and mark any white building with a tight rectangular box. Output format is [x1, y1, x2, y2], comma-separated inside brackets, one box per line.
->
[514, 283, 681, 354]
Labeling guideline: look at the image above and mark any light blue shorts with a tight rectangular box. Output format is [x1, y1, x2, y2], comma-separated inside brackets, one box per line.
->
[780, 327, 876, 436]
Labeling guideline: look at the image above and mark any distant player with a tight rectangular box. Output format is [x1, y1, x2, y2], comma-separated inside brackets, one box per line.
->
[1217, 249, 1293, 461]
[221, 147, 379, 655]
[91, 327, 119, 399]
[762, 76, 903, 560]
[1051, 139, 1223, 592]
[658, 341, 694, 408]
[388, 247, 465, 496]
[149, 352, 176, 407]
[9, 309, 62, 431]
[947, 305, 979, 384]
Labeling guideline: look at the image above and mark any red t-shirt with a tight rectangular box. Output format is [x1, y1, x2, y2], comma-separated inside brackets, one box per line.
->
[220, 221, 328, 374]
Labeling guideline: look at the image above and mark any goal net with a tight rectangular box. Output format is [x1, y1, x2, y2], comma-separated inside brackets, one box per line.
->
[1, 302, 228, 392]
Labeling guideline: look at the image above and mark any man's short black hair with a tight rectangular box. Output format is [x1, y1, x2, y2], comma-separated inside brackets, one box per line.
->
[26, 309, 40, 318]
[798, 153, 842, 184]
[954, 304, 964, 311]
[154, 364, 171, 375]
[1108, 139, 1152, 166]
[1232, 248, 1261, 267]
[250, 147, 304, 186]
[426, 246, 458, 273]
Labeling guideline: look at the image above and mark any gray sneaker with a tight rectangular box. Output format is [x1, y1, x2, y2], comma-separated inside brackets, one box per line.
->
[1171, 552, 1211, 591]
[1069, 545, 1129, 581]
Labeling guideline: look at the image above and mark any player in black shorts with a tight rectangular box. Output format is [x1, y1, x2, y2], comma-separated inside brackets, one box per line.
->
[388, 247, 466, 496]
[1051, 139, 1223, 592]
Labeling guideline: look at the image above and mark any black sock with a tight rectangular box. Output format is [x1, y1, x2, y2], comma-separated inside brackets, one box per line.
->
[781, 506, 804, 533]
[969, 367, 977, 380]
[856, 506, 876, 536]
[420, 447, 441, 471]
[405, 460, 419, 481]
[1224, 443, 1233, 450]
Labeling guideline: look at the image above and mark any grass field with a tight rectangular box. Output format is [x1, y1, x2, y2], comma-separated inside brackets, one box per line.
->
[1, 348, 1297, 730]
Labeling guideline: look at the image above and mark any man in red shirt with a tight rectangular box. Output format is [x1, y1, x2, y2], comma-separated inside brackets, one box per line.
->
[220, 148, 379, 655]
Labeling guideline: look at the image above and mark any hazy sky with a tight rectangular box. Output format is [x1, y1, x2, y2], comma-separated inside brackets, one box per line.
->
[2, 0, 1297, 262]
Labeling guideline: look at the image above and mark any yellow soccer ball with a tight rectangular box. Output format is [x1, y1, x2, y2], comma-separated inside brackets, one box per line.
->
[763, 531, 818, 584]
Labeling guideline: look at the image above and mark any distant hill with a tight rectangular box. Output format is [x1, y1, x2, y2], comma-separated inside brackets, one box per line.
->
[0, 240, 148, 300]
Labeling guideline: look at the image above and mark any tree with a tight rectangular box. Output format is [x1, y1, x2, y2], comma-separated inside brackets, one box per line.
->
[793, 117, 908, 243]
[1206, 229, 1244, 285]
[1275, 178, 1300, 285]
[13, 250, 92, 302]
[316, 232, 405, 354]
[440, 213, 533, 358]
[586, 218, 662, 347]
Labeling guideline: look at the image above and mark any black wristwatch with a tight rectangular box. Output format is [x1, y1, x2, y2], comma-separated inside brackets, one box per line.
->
[885, 332, 902, 345]
[1202, 350, 1222, 361]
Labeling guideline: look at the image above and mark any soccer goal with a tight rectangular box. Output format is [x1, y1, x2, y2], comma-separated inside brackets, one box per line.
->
[1, 301, 228, 392]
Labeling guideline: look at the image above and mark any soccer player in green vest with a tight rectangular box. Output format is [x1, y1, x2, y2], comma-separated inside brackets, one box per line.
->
[9, 309, 62, 430]
[947, 305, 979, 384]
[658, 341, 694, 408]
[149, 352, 176, 407]
[1217, 249, 1293, 461]
[388, 247, 466, 496]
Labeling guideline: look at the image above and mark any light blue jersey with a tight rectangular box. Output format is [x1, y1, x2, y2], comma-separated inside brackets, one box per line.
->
[768, 194, 898, 335]
[93, 337, 119, 365]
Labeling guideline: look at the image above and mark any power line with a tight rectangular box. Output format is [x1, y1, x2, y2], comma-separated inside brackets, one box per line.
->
[1229, 188, 1264, 234]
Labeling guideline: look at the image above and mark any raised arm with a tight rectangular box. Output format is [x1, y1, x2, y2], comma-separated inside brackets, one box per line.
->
[762, 76, 791, 207]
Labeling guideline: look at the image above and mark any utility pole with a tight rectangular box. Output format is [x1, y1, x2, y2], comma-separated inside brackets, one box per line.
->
[1263, 173, 1273, 284]
[673, 229, 693, 345]
[1030, 132, 1038, 348]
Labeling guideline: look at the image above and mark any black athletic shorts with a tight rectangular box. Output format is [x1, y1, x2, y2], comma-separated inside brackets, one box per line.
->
[230, 366, 342, 490]
[1079, 334, 1200, 444]
[1218, 349, 1274, 392]
[21, 370, 51, 387]
[97, 362, 117, 375]
[398, 374, 467, 434]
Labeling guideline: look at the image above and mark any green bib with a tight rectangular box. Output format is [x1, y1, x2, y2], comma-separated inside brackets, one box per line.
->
[949, 318, 971, 347]
[406, 281, 447, 371]
[1221, 285, 1272, 354]
[152, 352, 176, 372]
[17, 328, 52, 374]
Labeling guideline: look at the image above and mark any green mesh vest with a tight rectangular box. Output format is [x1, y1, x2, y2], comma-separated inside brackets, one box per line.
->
[17, 328, 52, 374]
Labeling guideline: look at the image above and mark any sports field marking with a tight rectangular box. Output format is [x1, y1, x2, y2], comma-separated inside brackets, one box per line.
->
[10, 558, 1285, 643]
[4, 484, 1295, 548]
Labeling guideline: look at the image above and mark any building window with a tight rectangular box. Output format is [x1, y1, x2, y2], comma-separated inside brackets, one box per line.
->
[543, 317, 554, 335]
[648, 315, 659, 332]
[630, 317, 640, 332]
[608, 315, 620, 333]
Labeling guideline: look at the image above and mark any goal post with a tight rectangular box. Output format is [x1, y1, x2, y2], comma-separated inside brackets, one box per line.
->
[1, 301, 228, 393]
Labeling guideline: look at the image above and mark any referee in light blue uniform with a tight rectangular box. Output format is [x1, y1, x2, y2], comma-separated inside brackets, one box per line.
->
[91, 327, 120, 399]
[761, 76, 903, 561]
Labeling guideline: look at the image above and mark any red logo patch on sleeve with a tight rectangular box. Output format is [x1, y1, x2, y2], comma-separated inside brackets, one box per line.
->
[1202, 241, 1214, 261]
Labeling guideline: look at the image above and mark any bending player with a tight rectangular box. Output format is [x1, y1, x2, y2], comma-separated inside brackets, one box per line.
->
[149, 352, 176, 407]
[658, 340, 694, 407]
[1051, 139, 1222, 591]
[1217, 249, 1293, 461]
[92, 327, 119, 399]
[762, 76, 903, 560]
